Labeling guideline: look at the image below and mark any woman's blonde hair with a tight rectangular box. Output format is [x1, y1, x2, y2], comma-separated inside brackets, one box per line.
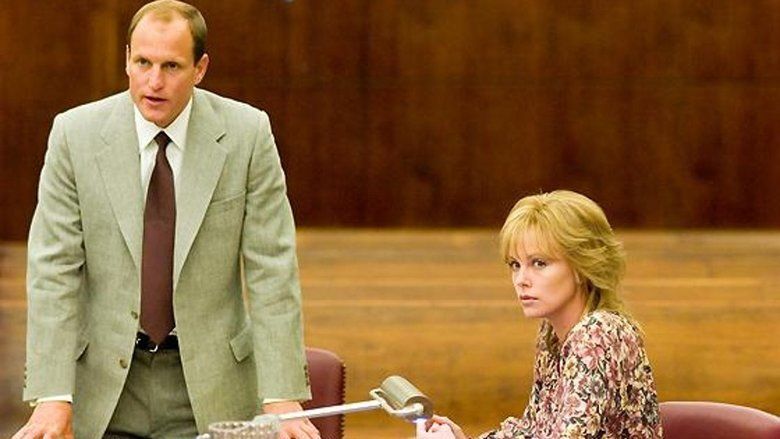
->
[499, 190, 632, 333]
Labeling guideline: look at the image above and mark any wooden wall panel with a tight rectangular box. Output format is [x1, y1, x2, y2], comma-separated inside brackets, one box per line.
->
[2, 1, 780, 239]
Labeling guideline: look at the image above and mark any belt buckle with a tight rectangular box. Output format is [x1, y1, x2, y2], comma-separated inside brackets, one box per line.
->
[135, 334, 160, 353]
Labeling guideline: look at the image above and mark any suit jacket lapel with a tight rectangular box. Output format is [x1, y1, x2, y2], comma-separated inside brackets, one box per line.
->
[96, 92, 144, 271]
[174, 90, 227, 289]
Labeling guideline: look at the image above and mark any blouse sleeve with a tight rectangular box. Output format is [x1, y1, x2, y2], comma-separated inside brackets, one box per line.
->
[552, 319, 614, 438]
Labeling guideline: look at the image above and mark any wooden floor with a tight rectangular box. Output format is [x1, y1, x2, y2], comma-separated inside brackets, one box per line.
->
[2, 229, 779, 438]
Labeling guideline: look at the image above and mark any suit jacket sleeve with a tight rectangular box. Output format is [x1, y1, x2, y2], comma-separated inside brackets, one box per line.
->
[241, 111, 311, 402]
[24, 114, 86, 401]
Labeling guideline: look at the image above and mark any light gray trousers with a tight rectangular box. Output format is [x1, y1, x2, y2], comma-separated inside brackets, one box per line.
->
[104, 348, 197, 439]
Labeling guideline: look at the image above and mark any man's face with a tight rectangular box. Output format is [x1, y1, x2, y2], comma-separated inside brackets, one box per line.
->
[126, 15, 208, 128]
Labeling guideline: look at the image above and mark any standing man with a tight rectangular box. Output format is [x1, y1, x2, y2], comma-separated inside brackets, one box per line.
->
[15, 1, 318, 438]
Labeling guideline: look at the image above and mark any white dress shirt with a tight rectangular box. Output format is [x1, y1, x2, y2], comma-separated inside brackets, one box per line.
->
[135, 97, 192, 198]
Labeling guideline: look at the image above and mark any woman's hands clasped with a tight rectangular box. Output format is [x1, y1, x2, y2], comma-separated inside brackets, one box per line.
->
[416, 415, 469, 439]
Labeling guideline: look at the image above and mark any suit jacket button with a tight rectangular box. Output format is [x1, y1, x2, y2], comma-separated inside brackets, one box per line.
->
[130, 311, 139, 320]
[119, 358, 129, 369]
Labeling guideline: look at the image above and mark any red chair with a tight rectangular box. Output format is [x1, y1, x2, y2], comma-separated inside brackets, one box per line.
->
[303, 348, 346, 439]
[660, 401, 780, 439]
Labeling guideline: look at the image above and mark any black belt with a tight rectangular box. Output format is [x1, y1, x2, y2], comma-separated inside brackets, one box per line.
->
[135, 332, 178, 353]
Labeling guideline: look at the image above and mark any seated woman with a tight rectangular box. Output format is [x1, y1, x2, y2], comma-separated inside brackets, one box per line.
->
[418, 190, 662, 439]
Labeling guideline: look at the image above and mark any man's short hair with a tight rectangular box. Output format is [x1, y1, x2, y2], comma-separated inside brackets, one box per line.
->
[127, 0, 207, 63]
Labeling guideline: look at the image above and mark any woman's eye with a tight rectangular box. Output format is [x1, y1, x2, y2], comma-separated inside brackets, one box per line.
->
[532, 259, 547, 268]
[507, 260, 521, 271]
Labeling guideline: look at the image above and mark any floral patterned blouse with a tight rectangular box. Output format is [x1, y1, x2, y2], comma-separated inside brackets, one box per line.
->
[479, 311, 663, 439]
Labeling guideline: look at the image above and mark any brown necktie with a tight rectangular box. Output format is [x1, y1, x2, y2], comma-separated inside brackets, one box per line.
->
[141, 131, 176, 344]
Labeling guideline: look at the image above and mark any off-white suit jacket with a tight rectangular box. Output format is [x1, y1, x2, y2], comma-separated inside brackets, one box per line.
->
[24, 89, 311, 438]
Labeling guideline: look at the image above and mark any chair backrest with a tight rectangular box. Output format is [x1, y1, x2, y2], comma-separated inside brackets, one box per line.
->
[303, 347, 346, 439]
[660, 401, 780, 439]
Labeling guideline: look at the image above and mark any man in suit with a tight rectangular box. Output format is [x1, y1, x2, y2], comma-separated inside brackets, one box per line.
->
[15, 1, 318, 438]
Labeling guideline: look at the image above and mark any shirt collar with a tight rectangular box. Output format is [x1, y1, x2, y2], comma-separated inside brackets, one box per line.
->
[133, 96, 193, 152]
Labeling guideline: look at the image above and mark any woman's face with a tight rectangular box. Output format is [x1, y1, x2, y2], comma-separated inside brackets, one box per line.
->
[507, 231, 586, 337]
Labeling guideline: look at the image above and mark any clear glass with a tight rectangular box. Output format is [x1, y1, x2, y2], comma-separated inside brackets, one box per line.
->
[195, 415, 280, 439]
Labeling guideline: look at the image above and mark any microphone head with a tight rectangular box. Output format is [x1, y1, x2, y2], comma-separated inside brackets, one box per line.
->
[379, 375, 434, 420]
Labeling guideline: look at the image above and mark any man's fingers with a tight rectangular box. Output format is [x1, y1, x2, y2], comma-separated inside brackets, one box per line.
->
[280, 421, 320, 439]
[11, 424, 27, 439]
[14, 424, 40, 439]
[303, 418, 321, 437]
[15, 426, 48, 439]
[302, 423, 320, 437]
[291, 424, 320, 438]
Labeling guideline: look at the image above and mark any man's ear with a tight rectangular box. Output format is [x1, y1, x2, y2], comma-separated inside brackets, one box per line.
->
[194, 54, 209, 85]
[125, 45, 131, 76]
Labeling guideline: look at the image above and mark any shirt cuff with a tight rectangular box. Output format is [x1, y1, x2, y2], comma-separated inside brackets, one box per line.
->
[32, 394, 73, 406]
[262, 398, 291, 404]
